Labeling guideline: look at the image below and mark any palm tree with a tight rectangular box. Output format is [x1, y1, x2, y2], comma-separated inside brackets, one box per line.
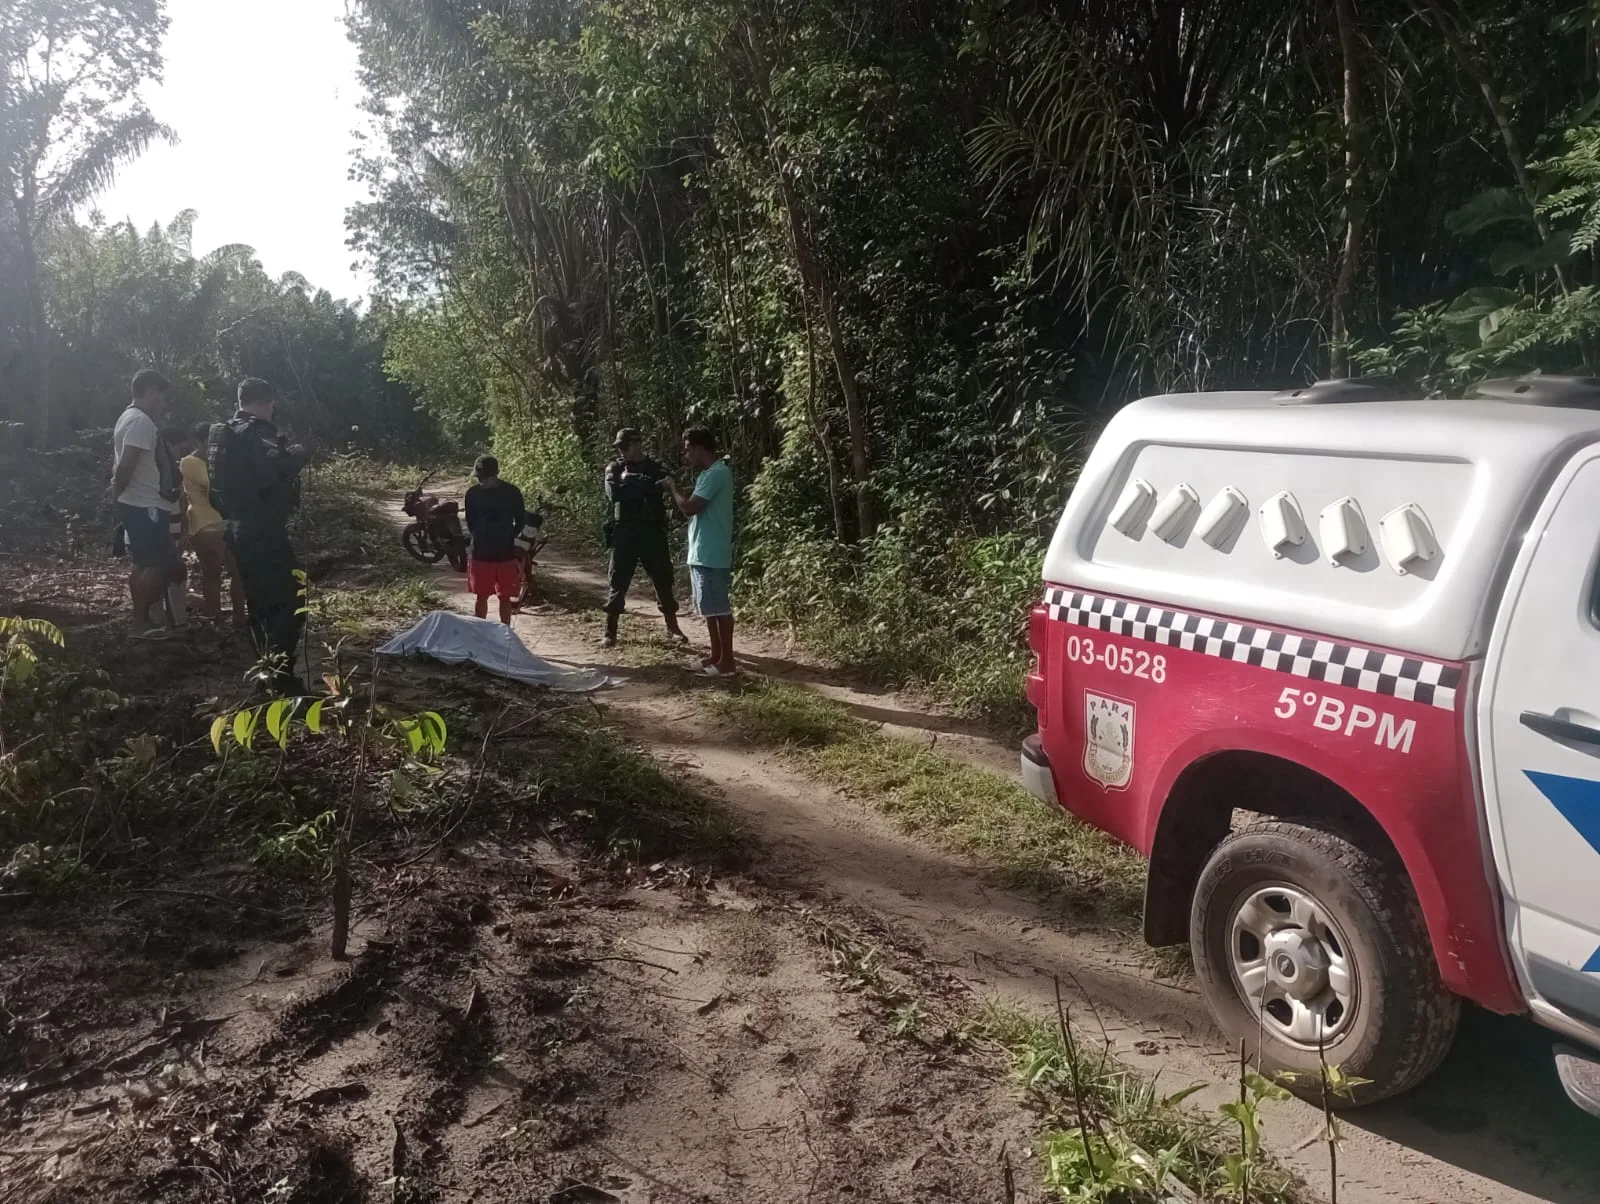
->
[3, 110, 173, 444]
[0, 0, 170, 445]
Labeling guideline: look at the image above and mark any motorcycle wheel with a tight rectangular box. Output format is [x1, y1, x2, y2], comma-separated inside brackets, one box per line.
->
[402, 523, 445, 564]
[444, 536, 469, 573]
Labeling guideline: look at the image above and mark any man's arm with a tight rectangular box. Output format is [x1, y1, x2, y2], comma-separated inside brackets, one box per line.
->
[608, 462, 655, 503]
[269, 442, 308, 483]
[664, 475, 708, 517]
[110, 446, 144, 500]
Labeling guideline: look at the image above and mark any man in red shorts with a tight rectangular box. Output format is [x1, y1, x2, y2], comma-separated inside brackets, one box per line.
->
[463, 455, 526, 624]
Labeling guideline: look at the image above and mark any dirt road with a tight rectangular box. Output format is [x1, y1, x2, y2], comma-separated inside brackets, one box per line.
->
[426, 529, 1600, 1204]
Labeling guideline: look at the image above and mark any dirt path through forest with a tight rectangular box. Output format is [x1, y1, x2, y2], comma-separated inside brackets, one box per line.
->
[411, 517, 1600, 1204]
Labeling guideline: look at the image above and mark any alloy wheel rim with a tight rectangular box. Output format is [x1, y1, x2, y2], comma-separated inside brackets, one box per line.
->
[1225, 883, 1358, 1049]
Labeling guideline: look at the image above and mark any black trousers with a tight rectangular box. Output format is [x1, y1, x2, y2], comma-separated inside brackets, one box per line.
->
[226, 524, 304, 683]
[605, 524, 677, 616]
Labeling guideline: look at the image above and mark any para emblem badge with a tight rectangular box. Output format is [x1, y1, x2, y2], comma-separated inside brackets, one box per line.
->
[1084, 692, 1135, 790]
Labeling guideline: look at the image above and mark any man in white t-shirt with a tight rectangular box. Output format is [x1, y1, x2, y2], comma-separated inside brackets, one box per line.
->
[110, 369, 178, 638]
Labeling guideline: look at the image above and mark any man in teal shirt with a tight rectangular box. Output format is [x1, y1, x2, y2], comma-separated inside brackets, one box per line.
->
[664, 427, 736, 676]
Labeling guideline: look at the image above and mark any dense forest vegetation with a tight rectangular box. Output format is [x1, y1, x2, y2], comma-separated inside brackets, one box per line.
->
[8, 1, 1600, 709]
[0, 0, 432, 451]
[342, 0, 1600, 709]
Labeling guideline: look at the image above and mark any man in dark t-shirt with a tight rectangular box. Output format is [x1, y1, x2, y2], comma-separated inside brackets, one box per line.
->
[603, 427, 686, 647]
[464, 455, 526, 624]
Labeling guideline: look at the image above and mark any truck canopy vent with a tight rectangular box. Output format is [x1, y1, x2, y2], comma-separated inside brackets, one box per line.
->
[1272, 378, 1406, 406]
[1471, 375, 1600, 409]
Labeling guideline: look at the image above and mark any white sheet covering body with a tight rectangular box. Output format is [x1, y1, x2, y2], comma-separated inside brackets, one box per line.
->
[378, 612, 607, 692]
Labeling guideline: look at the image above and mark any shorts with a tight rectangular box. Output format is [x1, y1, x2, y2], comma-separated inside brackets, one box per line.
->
[117, 503, 174, 568]
[467, 557, 521, 600]
[690, 565, 732, 618]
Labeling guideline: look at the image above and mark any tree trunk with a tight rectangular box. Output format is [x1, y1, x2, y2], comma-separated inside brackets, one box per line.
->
[738, 21, 875, 538]
[1330, 0, 1364, 379]
[20, 228, 51, 447]
[816, 281, 874, 538]
[768, 161, 874, 537]
[330, 836, 351, 960]
[798, 291, 847, 541]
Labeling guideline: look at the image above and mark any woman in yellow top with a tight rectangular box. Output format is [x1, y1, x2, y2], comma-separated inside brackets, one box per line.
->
[181, 421, 246, 626]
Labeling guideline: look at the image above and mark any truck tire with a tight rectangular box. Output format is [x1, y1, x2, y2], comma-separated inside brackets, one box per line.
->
[1190, 819, 1459, 1106]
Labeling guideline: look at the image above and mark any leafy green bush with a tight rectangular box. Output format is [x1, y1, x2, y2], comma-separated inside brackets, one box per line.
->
[495, 420, 609, 540]
[739, 517, 1044, 726]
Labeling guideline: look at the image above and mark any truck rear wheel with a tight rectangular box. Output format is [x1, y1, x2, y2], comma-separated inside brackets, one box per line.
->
[1190, 819, 1459, 1106]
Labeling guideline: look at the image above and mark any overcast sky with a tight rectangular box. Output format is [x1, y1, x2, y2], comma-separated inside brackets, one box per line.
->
[95, 0, 373, 302]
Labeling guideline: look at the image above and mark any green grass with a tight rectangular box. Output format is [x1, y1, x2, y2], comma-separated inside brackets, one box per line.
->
[706, 679, 1149, 921]
[293, 458, 423, 573]
[287, 456, 446, 641]
[310, 578, 443, 639]
[610, 633, 692, 671]
[305, 451, 429, 497]
[524, 713, 748, 868]
[796, 911, 1302, 1204]
[979, 1005, 1302, 1203]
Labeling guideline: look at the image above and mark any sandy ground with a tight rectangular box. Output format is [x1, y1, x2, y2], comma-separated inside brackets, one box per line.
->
[10, 470, 1593, 1203]
[459, 526, 1600, 1204]
[0, 475, 1051, 1203]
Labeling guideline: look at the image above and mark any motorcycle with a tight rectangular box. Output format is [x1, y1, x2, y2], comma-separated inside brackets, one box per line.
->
[514, 500, 550, 607]
[401, 470, 468, 572]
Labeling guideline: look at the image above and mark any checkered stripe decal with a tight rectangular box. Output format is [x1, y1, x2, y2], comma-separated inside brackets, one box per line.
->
[1044, 589, 1461, 711]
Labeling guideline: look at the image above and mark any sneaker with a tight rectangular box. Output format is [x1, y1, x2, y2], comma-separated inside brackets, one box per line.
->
[694, 664, 739, 678]
[134, 626, 174, 642]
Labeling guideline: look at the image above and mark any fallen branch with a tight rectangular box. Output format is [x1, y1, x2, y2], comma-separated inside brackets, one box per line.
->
[110, 888, 280, 916]
[389, 1115, 406, 1184]
[111, 890, 284, 915]
[460, 1098, 509, 1129]
[584, 955, 679, 975]
[295, 1081, 369, 1108]
[461, 979, 485, 1023]
[3, 1015, 229, 1105]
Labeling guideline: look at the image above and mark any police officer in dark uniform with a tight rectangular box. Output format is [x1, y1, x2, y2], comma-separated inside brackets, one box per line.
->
[207, 377, 309, 695]
[603, 428, 687, 647]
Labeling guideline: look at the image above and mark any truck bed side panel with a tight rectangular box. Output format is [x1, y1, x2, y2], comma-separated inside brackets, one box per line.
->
[1036, 583, 1522, 1014]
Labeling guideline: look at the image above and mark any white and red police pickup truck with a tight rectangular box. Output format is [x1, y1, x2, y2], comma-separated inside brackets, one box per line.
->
[1020, 377, 1600, 1112]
